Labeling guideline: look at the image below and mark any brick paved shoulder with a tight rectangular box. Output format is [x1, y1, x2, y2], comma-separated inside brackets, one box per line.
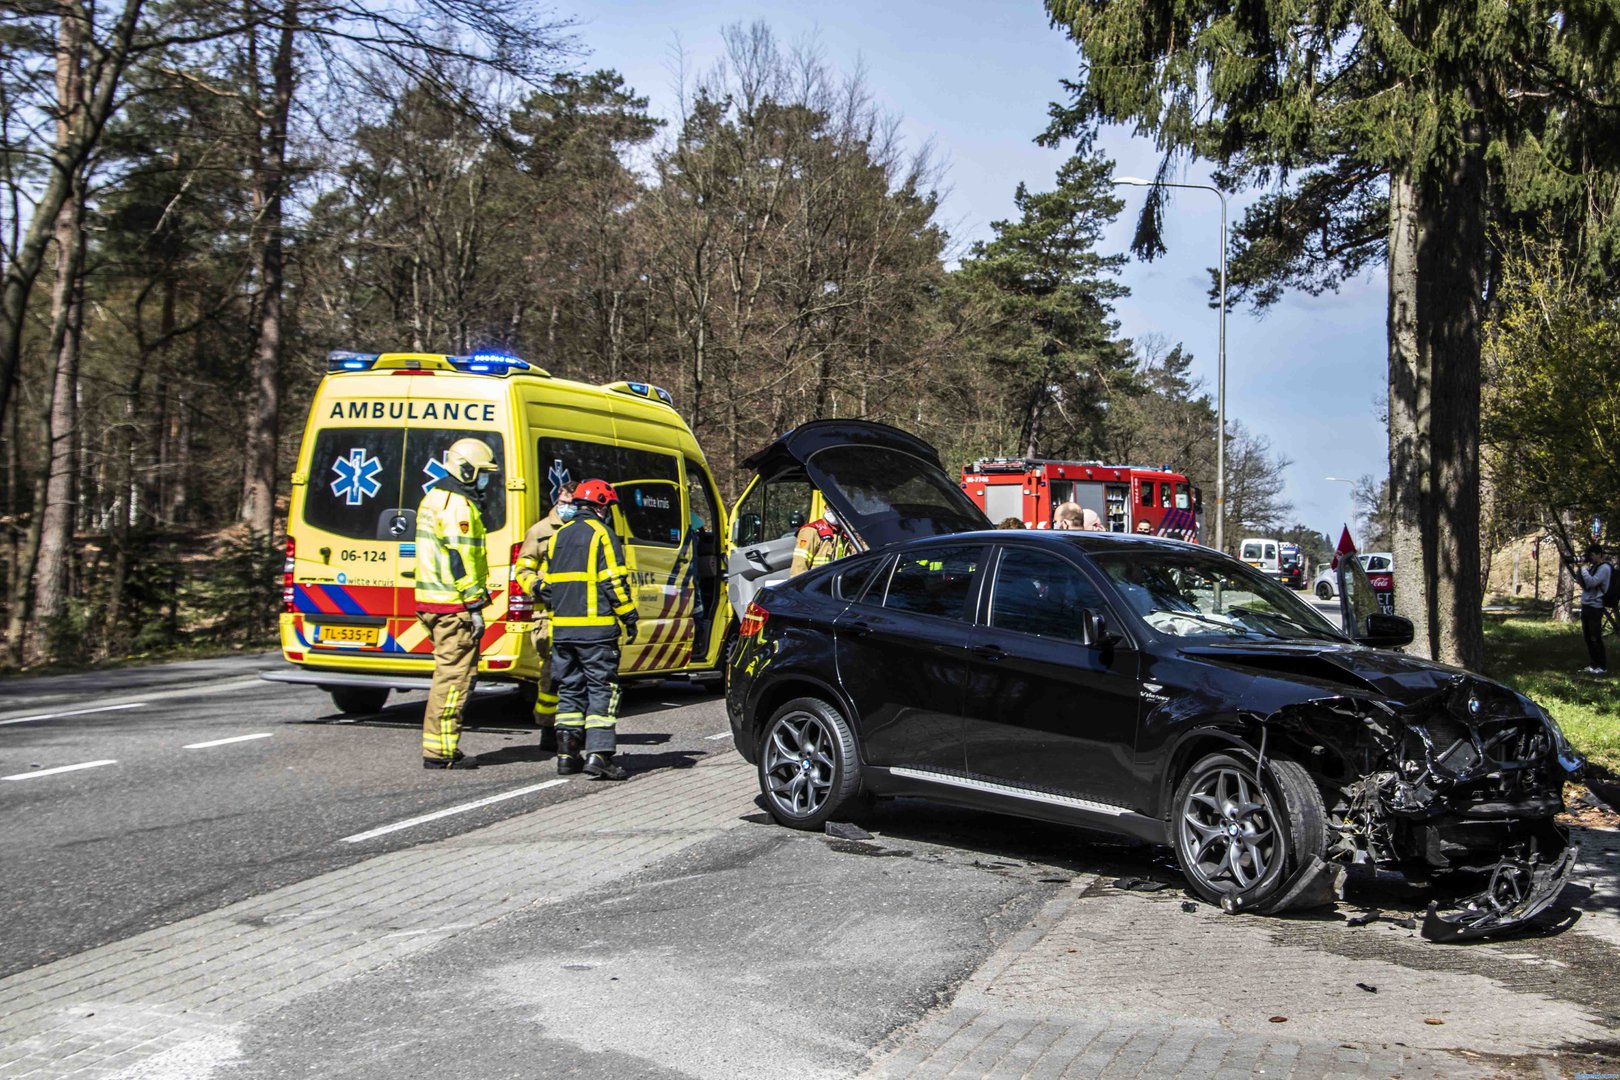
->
[863, 874, 1620, 1080]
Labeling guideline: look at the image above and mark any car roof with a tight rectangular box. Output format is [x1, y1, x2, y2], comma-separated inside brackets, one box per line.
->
[895, 529, 1220, 557]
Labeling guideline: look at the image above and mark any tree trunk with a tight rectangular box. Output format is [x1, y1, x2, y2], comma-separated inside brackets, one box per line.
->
[1420, 130, 1488, 671]
[27, 12, 86, 665]
[6, 475, 46, 667]
[239, 1, 297, 536]
[1386, 167, 1433, 655]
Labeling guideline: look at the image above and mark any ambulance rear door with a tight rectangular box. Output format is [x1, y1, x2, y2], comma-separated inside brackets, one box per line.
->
[531, 432, 689, 676]
[397, 388, 512, 658]
[294, 391, 411, 655]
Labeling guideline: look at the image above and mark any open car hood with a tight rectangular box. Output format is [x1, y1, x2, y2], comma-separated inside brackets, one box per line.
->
[741, 420, 989, 549]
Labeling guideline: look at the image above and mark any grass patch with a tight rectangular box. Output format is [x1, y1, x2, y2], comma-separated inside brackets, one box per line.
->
[1482, 617, 1620, 775]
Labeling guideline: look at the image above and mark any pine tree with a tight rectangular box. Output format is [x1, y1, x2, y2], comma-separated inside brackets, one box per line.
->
[1042, 0, 1620, 668]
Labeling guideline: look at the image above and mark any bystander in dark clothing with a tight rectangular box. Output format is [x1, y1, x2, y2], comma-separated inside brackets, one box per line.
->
[1574, 545, 1611, 675]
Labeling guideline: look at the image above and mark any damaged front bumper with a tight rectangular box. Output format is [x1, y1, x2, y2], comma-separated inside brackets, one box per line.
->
[1255, 674, 1587, 938]
[1421, 840, 1581, 942]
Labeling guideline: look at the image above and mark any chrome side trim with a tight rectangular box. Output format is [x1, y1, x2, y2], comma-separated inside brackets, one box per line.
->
[887, 766, 1153, 824]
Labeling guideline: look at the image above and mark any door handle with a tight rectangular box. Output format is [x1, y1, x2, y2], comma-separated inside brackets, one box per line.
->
[845, 621, 874, 637]
[969, 644, 1005, 661]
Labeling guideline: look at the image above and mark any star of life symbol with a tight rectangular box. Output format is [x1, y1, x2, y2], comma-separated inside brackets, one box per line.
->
[547, 458, 572, 504]
[330, 449, 382, 506]
[421, 455, 452, 492]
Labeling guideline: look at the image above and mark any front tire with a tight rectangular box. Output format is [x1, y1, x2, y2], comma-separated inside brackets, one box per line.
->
[329, 687, 388, 714]
[757, 697, 863, 830]
[1173, 751, 1327, 910]
[1315, 581, 1334, 600]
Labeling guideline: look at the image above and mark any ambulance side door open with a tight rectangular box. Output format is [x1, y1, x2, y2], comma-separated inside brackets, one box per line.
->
[727, 473, 815, 614]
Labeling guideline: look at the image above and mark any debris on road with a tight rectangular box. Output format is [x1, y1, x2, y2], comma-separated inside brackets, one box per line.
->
[825, 821, 873, 841]
[1112, 876, 1169, 892]
[1346, 910, 1382, 927]
[1356, 983, 1378, 993]
[1181, 901, 1198, 913]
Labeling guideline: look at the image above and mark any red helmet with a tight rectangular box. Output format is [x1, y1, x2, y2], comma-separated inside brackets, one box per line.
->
[574, 479, 618, 506]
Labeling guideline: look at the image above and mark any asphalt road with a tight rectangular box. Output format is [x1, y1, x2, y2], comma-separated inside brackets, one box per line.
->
[0, 665, 731, 978]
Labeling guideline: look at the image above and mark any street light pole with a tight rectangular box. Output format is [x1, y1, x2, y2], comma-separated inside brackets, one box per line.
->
[1112, 177, 1228, 551]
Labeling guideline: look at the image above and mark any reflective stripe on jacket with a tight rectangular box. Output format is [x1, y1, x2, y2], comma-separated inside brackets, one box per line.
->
[539, 515, 636, 642]
[415, 488, 491, 613]
[789, 521, 850, 576]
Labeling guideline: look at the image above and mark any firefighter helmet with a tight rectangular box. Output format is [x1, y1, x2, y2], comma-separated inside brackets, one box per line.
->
[574, 479, 619, 506]
[445, 438, 498, 485]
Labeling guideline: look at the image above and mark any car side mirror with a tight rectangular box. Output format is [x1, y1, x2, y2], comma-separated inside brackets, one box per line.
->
[1356, 612, 1414, 649]
[1081, 608, 1121, 649]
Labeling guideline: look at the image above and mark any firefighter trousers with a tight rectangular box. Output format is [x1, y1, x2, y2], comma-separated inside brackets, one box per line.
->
[419, 611, 479, 760]
[553, 640, 621, 755]
[529, 613, 558, 727]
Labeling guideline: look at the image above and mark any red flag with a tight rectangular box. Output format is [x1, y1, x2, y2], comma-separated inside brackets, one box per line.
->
[1331, 525, 1357, 570]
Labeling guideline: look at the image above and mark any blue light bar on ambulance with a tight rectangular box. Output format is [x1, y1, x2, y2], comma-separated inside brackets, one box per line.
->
[456, 352, 531, 374]
[328, 351, 380, 372]
[606, 380, 676, 407]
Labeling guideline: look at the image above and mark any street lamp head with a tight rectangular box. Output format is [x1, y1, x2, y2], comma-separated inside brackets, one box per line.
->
[1111, 176, 1153, 186]
[1324, 476, 1355, 483]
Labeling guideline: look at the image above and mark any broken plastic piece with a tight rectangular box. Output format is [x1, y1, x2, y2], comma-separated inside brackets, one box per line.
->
[1420, 843, 1580, 942]
[1356, 982, 1377, 993]
[1113, 876, 1169, 892]
[1181, 901, 1198, 913]
[824, 821, 872, 841]
[1346, 910, 1381, 927]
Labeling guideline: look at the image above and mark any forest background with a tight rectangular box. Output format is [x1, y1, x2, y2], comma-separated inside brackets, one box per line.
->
[1, 2, 1609, 669]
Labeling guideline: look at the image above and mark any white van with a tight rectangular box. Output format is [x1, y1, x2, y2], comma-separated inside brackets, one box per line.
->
[1239, 537, 1282, 578]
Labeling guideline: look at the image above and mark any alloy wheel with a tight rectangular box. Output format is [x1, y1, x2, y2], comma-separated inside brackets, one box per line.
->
[762, 711, 836, 818]
[1179, 765, 1280, 894]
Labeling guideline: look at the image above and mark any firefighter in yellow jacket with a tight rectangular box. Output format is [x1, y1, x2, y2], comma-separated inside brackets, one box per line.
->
[789, 505, 851, 576]
[538, 479, 638, 780]
[511, 481, 576, 751]
[414, 438, 497, 769]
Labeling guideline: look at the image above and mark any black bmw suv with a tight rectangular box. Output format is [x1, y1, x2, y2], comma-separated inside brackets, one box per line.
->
[725, 421, 1585, 940]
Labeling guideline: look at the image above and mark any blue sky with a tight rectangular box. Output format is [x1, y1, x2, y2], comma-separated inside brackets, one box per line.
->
[564, 0, 1388, 540]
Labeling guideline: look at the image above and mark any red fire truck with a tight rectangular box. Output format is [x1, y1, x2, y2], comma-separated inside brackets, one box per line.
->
[960, 458, 1203, 542]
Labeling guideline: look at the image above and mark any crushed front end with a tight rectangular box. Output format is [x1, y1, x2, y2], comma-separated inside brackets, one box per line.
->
[1269, 675, 1586, 941]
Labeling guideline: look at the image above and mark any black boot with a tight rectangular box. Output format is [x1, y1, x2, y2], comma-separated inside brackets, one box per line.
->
[423, 751, 478, 770]
[556, 729, 583, 775]
[584, 752, 628, 781]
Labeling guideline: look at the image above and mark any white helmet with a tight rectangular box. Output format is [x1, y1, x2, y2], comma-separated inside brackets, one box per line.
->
[445, 438, 498, 486]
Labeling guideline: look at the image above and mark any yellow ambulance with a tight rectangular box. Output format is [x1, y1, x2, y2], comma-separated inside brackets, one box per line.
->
[263, 351, 731, 714]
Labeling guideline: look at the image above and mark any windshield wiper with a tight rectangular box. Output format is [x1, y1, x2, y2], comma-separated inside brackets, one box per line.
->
[1225, 606, 1341, 641]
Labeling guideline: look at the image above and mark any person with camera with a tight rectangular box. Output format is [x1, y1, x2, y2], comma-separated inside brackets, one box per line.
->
[1569, 543, 1612, 675]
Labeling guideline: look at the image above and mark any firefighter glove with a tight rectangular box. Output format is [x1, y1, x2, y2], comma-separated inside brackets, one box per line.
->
[623, 614, 639, 644]
[470, 608, 486, 639]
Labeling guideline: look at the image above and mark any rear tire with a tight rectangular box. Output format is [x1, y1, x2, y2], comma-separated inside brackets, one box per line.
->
[757, 696, 863, 830]
[1173, 751, 1328, 911]
[329, 687, 389, 714]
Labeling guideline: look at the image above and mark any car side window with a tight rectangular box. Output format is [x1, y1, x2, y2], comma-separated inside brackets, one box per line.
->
[881, 545, 983, 621]
[989, 548, 1110, 643]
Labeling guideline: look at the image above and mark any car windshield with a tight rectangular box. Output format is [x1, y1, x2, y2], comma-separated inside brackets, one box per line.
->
[1091, 548, 1347, 642]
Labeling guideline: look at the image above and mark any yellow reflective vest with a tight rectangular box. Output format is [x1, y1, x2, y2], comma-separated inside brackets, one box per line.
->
[539, 515, 635, 642]
[414, 488, 491, 613]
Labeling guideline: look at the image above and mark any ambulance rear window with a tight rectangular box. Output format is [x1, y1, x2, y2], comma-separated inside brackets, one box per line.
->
[304, 427, 506, 540]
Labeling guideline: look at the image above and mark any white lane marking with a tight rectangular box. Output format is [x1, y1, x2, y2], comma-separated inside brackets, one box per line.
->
[3, 759, 118, 781]
[705, 731, 733, 740]
[0, 702, 148, 726]
[339, 779, 572, 844]
[184, 733, 274, 750]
